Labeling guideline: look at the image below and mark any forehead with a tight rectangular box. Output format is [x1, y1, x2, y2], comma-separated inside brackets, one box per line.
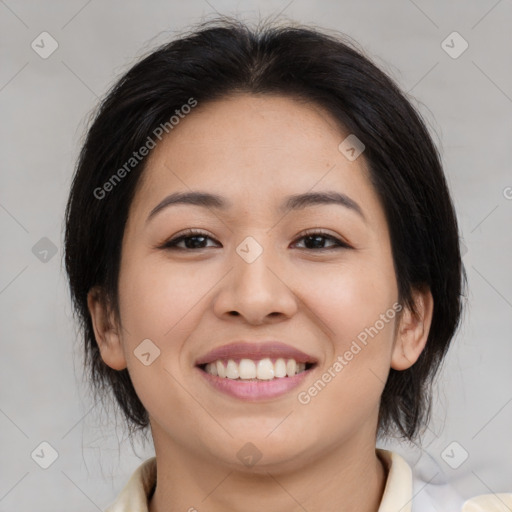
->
[131, 93, 380, 222]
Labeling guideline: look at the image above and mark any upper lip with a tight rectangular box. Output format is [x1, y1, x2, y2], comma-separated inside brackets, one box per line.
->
[195, 341, 318, 366]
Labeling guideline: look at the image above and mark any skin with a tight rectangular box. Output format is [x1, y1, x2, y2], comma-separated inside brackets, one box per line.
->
[88, 93, 433, 512]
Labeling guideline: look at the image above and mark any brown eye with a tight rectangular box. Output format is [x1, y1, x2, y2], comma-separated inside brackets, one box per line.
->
[161, 230, 219, 250]
[293, 230, 351, 250]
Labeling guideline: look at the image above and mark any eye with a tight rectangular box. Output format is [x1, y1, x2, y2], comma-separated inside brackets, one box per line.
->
[292, 229, 351, 250]
[160, 229, 219, 250]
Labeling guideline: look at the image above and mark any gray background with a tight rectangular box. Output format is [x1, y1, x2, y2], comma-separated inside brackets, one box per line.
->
[1, 0, 511, 510]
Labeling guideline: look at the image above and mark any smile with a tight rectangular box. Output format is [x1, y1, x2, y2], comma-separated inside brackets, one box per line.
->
[196, 358, 317, 400]
[201, 357, 313, 380]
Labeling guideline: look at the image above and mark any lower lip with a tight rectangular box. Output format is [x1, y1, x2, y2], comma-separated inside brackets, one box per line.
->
[196, 366, 313, 401]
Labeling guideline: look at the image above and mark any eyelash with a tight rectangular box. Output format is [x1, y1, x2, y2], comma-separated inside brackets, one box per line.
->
[159, 228, 351, 251]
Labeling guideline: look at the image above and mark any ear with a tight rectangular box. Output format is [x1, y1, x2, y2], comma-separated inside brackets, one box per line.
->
[87, 286, 127, 371]
[391, 287, 434, 371]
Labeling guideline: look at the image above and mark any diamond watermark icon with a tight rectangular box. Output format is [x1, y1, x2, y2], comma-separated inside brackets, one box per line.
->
[134, 338, 161, 366]
[32, 237, 58, 263]
[441, 441, 469, 469]
[31, 31, 59, 59]
[338, 134, 365, 161]
[31, 441, 59, 469]
[237, 442, 263, 467]
[441, 32, 468, 59]
[236, 236, 263, 264]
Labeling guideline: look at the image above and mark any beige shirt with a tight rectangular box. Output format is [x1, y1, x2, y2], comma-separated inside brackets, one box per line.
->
[105, 449, 512, 511]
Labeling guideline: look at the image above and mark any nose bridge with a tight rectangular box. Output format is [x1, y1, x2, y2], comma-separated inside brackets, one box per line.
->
[233, 233, 278, 295]
[213, 232, 297, 323]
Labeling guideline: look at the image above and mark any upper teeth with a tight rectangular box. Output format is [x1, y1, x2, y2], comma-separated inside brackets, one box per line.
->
[204, 358, 307, 380]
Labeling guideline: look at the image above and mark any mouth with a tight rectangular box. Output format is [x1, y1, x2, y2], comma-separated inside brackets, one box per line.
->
[197, 359, 317, 380]
[194, 341, 318, 400]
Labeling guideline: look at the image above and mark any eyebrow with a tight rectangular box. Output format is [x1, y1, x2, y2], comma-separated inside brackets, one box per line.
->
[146, 190, 365, 223]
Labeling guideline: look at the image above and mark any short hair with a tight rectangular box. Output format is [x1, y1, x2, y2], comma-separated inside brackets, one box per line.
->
[64, 16, 466, 441]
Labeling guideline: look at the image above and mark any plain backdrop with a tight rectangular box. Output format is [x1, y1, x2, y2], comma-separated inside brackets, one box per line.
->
[0, 1, 511, 510]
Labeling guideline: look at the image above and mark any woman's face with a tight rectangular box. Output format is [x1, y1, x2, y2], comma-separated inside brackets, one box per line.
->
[95, 93, 412, 471]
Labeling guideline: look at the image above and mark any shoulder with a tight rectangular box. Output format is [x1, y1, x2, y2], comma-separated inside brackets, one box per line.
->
[104, 457, 157, 512]
[377, 449, 512, 511]
[461, 494, 512, 511]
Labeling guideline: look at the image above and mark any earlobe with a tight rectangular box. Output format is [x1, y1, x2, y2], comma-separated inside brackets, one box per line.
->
[391, 287, 434, 371]
[87, 286, 127, 371]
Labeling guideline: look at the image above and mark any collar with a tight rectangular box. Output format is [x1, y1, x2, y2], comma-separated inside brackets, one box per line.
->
[105, 449, 415, 512]
[377, 449, 413, 511]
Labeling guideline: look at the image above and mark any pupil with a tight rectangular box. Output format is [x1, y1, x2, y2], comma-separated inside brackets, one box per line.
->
[307, 235, 324, 248]
[186, 236, 206, 249]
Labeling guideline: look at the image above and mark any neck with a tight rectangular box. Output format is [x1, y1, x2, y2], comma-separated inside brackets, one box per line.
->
[148, 425, 387, 512]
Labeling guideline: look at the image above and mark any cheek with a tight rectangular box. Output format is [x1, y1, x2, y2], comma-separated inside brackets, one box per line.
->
[309, 253, 398, 343]
[115, 259, 208, 422]
[301, 257, 398, 403]
[118, 256, 209, 340]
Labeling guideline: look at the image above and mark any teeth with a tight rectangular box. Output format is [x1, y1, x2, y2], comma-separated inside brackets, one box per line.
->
[204, 358, 308, 380]
[275, 358, 287, 378]
[239, 359, 256, 379]
[226, 359, 239, 379]
[216, 360, 226, 378]
[257, 359, 274, 380]
[286, 359, 297, 377]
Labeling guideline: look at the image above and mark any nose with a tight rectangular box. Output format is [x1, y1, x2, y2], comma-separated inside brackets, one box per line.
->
[212, 237, 298, 325]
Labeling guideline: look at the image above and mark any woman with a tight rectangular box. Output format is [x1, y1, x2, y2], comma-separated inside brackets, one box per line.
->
[64, 16, 510, 512]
